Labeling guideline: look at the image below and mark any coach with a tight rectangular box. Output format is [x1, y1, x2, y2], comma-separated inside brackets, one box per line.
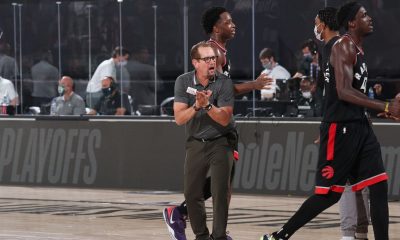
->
[173, 41, 236, 240]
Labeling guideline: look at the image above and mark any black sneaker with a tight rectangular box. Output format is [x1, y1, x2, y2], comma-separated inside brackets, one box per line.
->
[260, 232, 285, 240]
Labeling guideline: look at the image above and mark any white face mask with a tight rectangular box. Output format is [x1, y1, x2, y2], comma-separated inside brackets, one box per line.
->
[302, 91, 312, 99]
[263, 62, 273, 70]
[314, 24, 323, 42]
[117, 60, 127, 67]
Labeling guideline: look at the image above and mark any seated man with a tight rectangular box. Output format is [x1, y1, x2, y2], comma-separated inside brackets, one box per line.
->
[259, 48, 290, 100]
[295, 77, 321, 117]
[292, 39, 319, 79]
[0, 75, 18, 114]
[89, 76, 131, 115]
[50, 76, 86, 115]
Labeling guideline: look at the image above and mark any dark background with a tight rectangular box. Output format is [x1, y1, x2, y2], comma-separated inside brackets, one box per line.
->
[1, 0, 399, 102]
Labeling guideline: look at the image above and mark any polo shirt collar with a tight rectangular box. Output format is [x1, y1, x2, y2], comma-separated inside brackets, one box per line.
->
[193, 72, 217, 86]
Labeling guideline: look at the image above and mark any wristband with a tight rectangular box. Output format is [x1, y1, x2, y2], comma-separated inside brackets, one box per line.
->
[384, 101, 389, 113]
[193, 104, 201, 111]
[204, 103, 213, 111]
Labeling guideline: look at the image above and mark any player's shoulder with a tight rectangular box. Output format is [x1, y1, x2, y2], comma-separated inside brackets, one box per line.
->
[333, 35, 353, 50]
[332, 35, 356, 57]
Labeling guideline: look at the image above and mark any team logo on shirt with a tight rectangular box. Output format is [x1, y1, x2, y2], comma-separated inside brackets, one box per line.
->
[324, 63, 330, 83]
[356, 63, 368, 93]
[322, 165, 334, 179]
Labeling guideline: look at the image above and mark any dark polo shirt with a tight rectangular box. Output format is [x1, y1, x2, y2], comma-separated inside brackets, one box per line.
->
[174, 70, 235, 139]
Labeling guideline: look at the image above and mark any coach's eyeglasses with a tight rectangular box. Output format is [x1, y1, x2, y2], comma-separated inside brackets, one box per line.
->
[197, 56, 217, 63]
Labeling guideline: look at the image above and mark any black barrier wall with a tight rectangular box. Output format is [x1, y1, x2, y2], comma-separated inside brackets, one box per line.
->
[1, 117, 400, 199]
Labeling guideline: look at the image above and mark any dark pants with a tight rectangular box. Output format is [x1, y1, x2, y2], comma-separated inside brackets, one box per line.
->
[184, 136, 234, 240]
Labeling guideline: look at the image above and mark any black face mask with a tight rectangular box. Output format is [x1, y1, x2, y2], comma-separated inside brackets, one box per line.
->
[102, 87, 113, 97]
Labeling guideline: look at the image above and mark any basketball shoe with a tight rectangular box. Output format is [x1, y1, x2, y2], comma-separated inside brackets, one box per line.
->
[163, 206, 187, 240]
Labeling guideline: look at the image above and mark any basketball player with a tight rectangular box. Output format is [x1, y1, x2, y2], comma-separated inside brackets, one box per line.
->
[260, 2, 400, 240]
[316, 6, 369, 240]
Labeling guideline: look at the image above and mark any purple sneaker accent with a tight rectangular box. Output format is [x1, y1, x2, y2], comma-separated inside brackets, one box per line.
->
[163, 206, 187, 240]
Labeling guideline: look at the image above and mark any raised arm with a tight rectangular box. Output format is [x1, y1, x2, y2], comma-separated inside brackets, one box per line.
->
[233, 73, 271, 96]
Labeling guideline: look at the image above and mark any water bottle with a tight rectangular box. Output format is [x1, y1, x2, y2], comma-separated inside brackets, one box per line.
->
[368, 87, 374, 99]
[1, 95, 9, 114]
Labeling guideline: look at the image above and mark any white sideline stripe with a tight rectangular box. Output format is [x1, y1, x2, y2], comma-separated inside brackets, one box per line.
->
[0, 118, 35, 121]
[373, 122, 400, 126]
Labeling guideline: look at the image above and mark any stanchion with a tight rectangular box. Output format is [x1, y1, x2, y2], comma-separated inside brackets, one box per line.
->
[117, 0, 124, 109]
[152, 2, 158, 106]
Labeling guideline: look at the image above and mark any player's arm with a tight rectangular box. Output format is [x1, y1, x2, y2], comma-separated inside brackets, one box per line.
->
[213, 47, 225, 74]
[331, 38, 393, 114]
[233, 73, 272, 96]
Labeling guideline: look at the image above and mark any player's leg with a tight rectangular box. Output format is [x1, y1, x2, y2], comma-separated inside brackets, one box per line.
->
[354, 188, 369, 240]
[339, 184, 358, 240]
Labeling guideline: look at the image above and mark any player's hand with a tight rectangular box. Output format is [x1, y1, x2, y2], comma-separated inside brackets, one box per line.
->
[388, 93, 400, 118]
[378, 93, 400, 121]
[253, 73, 273, 90]
[377, 112, 400, 121]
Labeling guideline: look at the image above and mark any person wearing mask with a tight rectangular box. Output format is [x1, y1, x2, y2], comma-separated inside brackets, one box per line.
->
[50, 76, 85, 116]
[88, 76, 131, 115]
[260, 2, 400, 239]
[296, 78, 315, 105]
[259, 48, 290, 100]
[315, 7, 370, 240]
[0, 76, 18, 113]
[292, 39, 318, 79]
[86, 47, 130, 108]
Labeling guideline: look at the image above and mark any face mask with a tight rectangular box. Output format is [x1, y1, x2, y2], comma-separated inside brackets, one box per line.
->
[58, 85, 65, 95]
[303, 54, 313, 62]
[263, 62, 273, 70]
[117, 60, 127, 67]
[102, 87, 113, 97]
[302, 91, 312, 99]
[314, 24, 323, 41]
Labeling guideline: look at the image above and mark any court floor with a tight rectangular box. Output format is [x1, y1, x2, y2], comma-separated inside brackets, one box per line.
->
[0, 186, 399, 239]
